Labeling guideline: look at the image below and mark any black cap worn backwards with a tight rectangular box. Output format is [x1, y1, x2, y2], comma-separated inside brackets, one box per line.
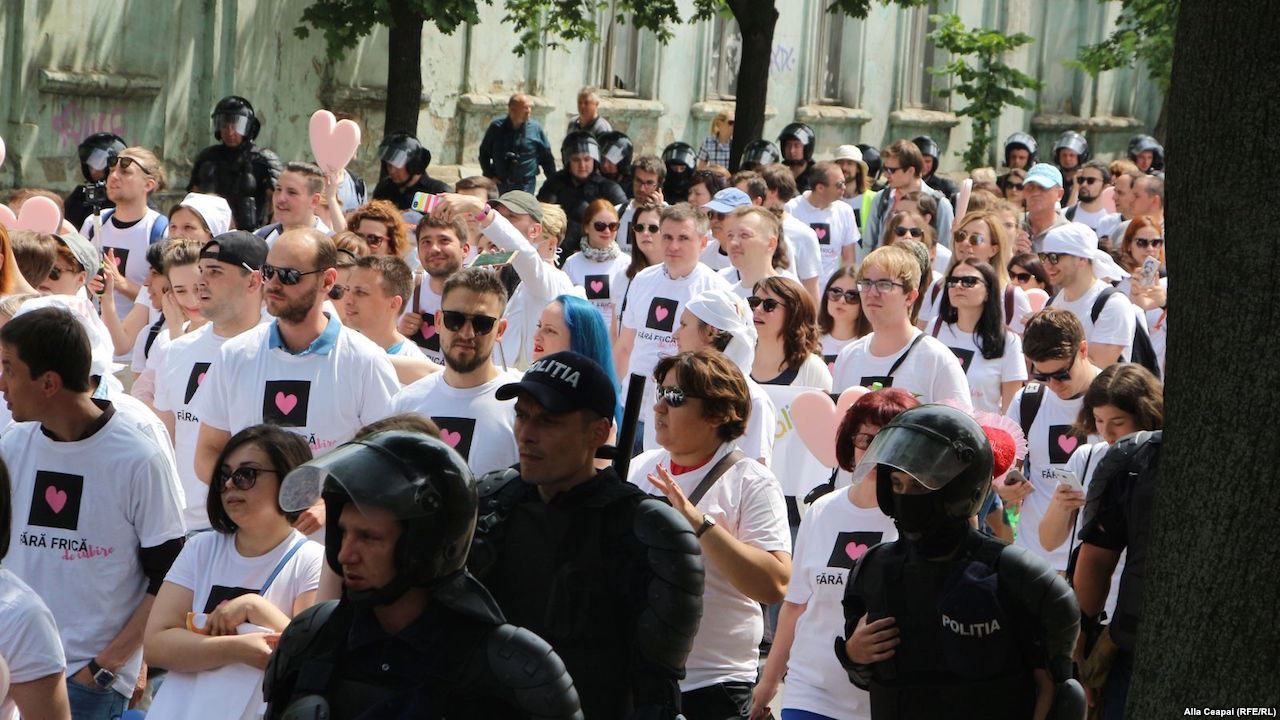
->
[200, 231, 269, 271]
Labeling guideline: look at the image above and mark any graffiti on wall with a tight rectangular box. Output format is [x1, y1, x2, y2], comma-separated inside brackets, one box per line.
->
[51, 102, 126, 151]
[770, 45, 797, 75]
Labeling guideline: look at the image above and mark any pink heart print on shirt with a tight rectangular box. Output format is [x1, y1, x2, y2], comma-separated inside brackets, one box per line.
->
[815, 227, 828, 240]
[654, 306, 669, 322]
[197, 372, 207, 385]
[590, 280, 605, 294]
[420, 322, 437, 341]
[845, 541, 869, 561]
[45, 486, 68, 514]
[1057, 435, 1079, 454]
[440, 429, 463, 448]
[275, 392, 299, 416]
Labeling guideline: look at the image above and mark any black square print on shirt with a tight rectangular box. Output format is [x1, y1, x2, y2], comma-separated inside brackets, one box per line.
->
[29, 470, 84, 531]
[809, 223, 832, 246]
[646, 297, 678, 332]
[184, 362, 212, 404]
[263, 380, 311, 427]
[826, 531, 886, 570]
[414, 312, 441, 352]
[432, 417, 476, 460]
[204, 585, 259, 614]
[948, 347, 975, 374]
[104, 246, 130, 275]
[584, 274, 611, 300]
[1048, 425, 1081, 464]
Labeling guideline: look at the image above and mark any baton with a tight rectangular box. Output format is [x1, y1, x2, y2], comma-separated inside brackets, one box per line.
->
[612, 373, 647, 479]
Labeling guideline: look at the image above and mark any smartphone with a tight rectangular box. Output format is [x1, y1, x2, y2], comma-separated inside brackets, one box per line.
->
[1138, 257, 1160, 287]
[1048, 468, 1083, 491]
[471, 250, 516, 267]
[411, 192, 442, 213]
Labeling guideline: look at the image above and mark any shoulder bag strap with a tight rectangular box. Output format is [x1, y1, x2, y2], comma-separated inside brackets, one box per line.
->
[688, 449, 747, 507]
[260, 538, 309, 595]
[885, 333, 927, 380]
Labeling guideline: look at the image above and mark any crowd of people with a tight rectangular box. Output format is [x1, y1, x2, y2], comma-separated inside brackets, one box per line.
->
[0, 89, 1168, 720]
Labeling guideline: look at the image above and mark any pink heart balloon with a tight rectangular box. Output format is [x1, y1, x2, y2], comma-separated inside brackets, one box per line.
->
[309, 110, 361, 174]
[953, 178, 974, 225]
[1100, 185, 1116, 214]
[790, 386, 871, 468]
[1025, 288, 1049, 313]
[0, 134, 6, 169]
[0, 196, 62, 234]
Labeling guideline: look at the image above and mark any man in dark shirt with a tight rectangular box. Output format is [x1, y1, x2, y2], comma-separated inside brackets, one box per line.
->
[371, 133, 452, 210]
[479, 94, 557, 194]
[537, 132, 627, 260]
[188, 96, 283, 231]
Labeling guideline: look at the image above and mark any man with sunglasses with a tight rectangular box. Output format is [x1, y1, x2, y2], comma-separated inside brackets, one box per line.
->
[1040, 223, 1136, 368]
[155, 231, 269, 532]
[192, 229, 399, 493]
[1002, 308, 1100, 573]
[78, 147, 169, 322]
[0, 307, 186, 719]
[1064, 160, 1122, 246]
[785, 162, 860, 288]
[391, 267, 523, 476]
[863, 140, 954, 262]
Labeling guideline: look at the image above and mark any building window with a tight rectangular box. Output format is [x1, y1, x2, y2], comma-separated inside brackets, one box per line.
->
[600, 14, 642, 96]
[814, 9, 849, 105]
[708, 15, 742, 100]
[902, 2, 945, 109]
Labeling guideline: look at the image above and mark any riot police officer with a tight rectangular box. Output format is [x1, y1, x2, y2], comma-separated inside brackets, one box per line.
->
[537, 132, 627, 260]
[1127, 134, 1165, 173]
[471, 351, 705, 719]
[265, 430, 583, 720]
[371, 132, 451, 210]
[912, 135, 958, 205]
[188, 96, 283, 231]
[660, 141, 697, 203]
[739, 139, 782, 172]
[1053, 131, 1090, 205]
[598, 130, 634, 197]
[65, 132, 124, 228]
[857, 143, 885, 191]
[835, 405, 1085, 720]
[1003, 132, 1038, 170]
[778, 122, 818, 191]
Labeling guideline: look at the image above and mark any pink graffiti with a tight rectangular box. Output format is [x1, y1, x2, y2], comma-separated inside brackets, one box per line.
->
[50, 101, 126, 151]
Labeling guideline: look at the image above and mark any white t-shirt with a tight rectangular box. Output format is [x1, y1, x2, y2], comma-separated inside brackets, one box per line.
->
[931, 324, 1027, 414]
[754, 353, 833, 392]
[1050, 281, 1136, 360]
[1069, 205, 1122, 242]
[150, 530, 323, 720]
[699, 239, 733, 271]
[832, 329, 973, 410]
[562, 250, 631, 330]
[255, 216, 333, 246]
[783, 489, 897, 719]
[1118, 276, 1167, 376]
[191, 317, 399, 456]
[0, 568, 66, 720]
[717, 266, 798, 295]
[924, 281, 1034, 335]
[1, 409, 186, 697]
[390, 370, 523, 477]
[785, 195, 859, 285]
[616, 202, 637, 254]
[628, 444, 790, 690]
[1062, 441, 1124, 618]
[743, 380, 777, 466]
[782, 214, 823, 283]
[820, 334, 856, 377]
[1004, 384, 1094, 571]
[408, 280, 444, 364]
[80, 209, 166, 319]
[387, 338, 428, 359]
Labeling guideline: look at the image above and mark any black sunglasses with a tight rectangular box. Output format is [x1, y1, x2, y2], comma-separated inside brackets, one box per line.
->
[747, 296, 782, 312]
[262, 264, 326, 285]
[593, 221, 620, 233]
[1030, 354, 1076, 384]
[1134, 237, 1164, 249]
[107, 155, 154, 176]
[893, 226, 923, 238]
[946, 275, 985, 289]
[1038, 252, 1065, 266]
[657, 385, 688, 407]
[954, 229, 988, 246]
[218, 465, 278, 492]
[48, 266, 77, 281]
[1075, 176, 1101, 185]
[1006, 182, 1025, 191]
[633, 223, 660, 234]
[441, 310, 499, 335]
[1010, 271, 1034, 283]
[328, 284, 349, 301]
[827, 287, 860, 304]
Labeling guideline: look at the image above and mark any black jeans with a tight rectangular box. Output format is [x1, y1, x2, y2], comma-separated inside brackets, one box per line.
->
[681, 682, 754, 720]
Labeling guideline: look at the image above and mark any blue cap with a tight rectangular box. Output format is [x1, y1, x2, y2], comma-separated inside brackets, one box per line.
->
[1025, 163, 1063, 189]
[702, 187, 753, 214]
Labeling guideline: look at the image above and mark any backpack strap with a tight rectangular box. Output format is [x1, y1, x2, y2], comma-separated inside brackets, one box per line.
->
[1089, 286, 1119, 324]
[86, 208, 115, 241]
[1019, 382, 1046, 447]
[149, 213, 169, 244]
[930, 280, 943, 306]
[1065, 205, 1077, 222]
[931, 316, 944, 338]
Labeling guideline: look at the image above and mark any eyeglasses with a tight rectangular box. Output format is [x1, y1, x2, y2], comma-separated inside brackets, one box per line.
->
[1006, 182, 1025, 191]
[328, 284, 349, 301]
[657, 385, 688, 407]
[747, 296, 782, 313]
[361, 233, 387, 247]
[218, 465, 278, 492]
[708, 211, 727, 222]
[1134, 237, 1165, 249]
[262, 264, 326, 285]
[633, 223, 660, 234]
[827, 287, 860, 304]
[440, 310, 499, 335]
[852, 432, 877, 451]
[48, 265, 78, 281]
[107, 155, 154, 176]
[1075, 176, 1101, 186]
[954, 229, 988, 246]
[893, 226, 923, 238]
[1038, 252, 1066, 266]
[1010, 271, 1034, 283]
[946, 275, 985, 289]
[826, 179, 847, 189]
[882, 165, 905, 175]
[1030, 353, 1077, 384]
[634, 179, 660, 189]
[593, 221, 620, 233]
[856, 278, 906, 294]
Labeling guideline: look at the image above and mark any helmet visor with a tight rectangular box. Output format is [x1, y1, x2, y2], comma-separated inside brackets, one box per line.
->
[280, 440, 435, 519]
[84, 148, 112, 172]
[566, 142, 600, 163]
[380, 147, 410, 169]
[216, 114, 250, 135]
[849, 422, 973, 491]
[603, 145, 627, 166]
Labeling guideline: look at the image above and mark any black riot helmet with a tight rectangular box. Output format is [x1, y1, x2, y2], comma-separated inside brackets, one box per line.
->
[777, 122, 816, 165]
[378, 133, 431, 176]
[211, 95, 260, 143]
[1128, 134, 1165, 172]
[912, 135, 940, 163]
[852, 405, 993, 552]
[77, 132, 126, 182]
[280, 430, 478, 606]
[1052, 131, 1090, 168]
[661, 141, 697, 172]
[740, 140, 783, 170]
[1003, 132, 1038, 169]
[561, 130, 601, 171]
[661, 142, 697, 202]
[856, 143, 882, 178]
[597, 131, 634, 177]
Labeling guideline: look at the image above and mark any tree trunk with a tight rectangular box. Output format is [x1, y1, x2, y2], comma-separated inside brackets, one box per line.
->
[727, 0, 779, 172]
[1127, 0, 1280, 713]
[383, 0, 424, 138]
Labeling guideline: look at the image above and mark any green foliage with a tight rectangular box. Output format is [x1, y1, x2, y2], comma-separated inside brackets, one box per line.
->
[294, 1, 481, 58]
[927, 13, 1042, 170]
[1070, 0, 1177, 93]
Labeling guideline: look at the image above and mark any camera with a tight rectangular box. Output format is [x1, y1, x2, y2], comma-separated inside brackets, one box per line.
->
[83, 181, 109, 212]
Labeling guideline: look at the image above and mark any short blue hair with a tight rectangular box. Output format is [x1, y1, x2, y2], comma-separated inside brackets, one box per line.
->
[555, 294, 621, 424]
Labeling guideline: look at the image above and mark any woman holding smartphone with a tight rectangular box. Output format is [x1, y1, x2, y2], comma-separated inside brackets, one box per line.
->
[1116, 216, 1167, 375]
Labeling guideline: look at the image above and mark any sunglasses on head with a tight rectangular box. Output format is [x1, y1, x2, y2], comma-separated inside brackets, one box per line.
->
[1030, 354, 1076, 383]
[633, 222, 660, 234]
[218, 465, 277, 492]
[261, 264, 325, 285]
[747, 296, 782, 312]
[593, 221, 620, 233]
[107, 155, 154, 175]
[1010, 271, 1034, 283]
[827, 287, 860, 304]
[441, 310, 499, 335]
[657, 385, 688, 407]
[328, 284, 349, 301]
[954, 229, 988, 246]
[893, 226, 923, 238]
[946, 275, 985, 289]
[1134, 237, 1165, 249]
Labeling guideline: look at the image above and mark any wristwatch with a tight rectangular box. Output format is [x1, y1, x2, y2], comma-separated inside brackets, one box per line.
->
[695, 513, 717, 538]
[87, 659, 116, 689]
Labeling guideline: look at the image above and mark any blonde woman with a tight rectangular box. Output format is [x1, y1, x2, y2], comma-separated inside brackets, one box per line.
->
[697, 111, 734, 169]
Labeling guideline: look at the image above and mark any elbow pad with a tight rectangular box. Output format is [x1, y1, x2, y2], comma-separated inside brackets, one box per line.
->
[998, 543, 1080, 682]
[633, 499, 705, 675]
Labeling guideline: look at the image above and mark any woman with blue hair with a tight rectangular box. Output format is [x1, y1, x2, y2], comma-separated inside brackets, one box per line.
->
[533, 294, 622, 424]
